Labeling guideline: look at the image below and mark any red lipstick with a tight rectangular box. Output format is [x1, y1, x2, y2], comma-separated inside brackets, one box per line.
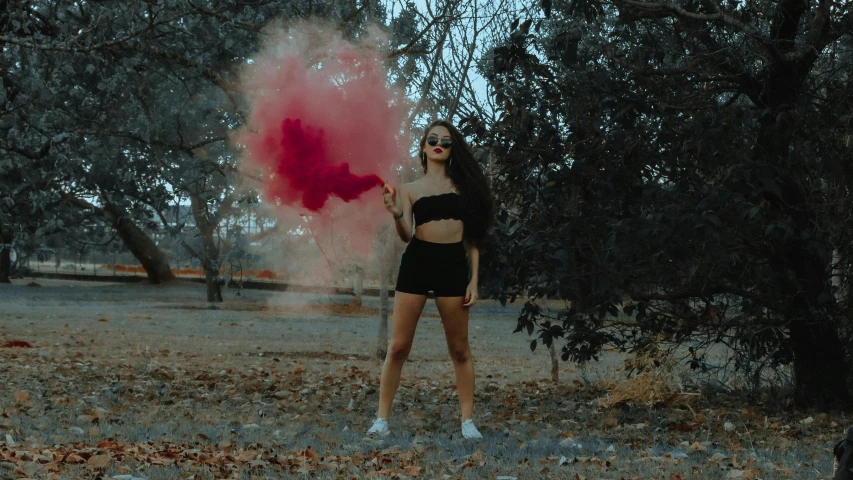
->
[433, 148, 443, 153]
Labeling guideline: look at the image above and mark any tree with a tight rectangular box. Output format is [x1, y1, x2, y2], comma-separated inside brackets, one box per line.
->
[376, 224, 396, 360]
[0, 0, 258, 283]
[0, 223, 11, 283]
[479, 0, 853, 405]
[1, 0, 391, 289]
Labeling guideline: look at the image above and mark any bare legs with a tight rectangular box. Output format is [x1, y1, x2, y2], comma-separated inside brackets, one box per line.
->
[435, 296, 474, 421]
[377, 292, 427, 419]
[376, 293, 474, 423]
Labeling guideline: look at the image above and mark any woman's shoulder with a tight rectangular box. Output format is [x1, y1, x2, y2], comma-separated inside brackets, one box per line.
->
[400, 180, 423, 196]
[403, 178, 423, 189]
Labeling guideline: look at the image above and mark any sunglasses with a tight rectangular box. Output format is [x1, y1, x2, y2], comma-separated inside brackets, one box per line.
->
[426, 135, 452, 149]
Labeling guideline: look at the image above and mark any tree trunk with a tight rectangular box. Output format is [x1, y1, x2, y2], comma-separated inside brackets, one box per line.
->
[790, 310, 849, 406]
[549, 343, 559, 383]
[754, 125, 850, 405]
[378, 274, 389, 360]
[786, 231, 850, 406]
[754, 113, 847, 402]
[352, 265, 364, 306]
[0, 224, 12, 283]
[204, 269, 222, 303]
[189, 194, 223, 305]
[201, 226, 223, 305]
[831, 249, 846, 303]
[760, 183, 850, 407]
[377, 227, 394, 360]
[747, 0, 850, 405]
[102, 202, 175, 284]
[542, 295, 559, 383]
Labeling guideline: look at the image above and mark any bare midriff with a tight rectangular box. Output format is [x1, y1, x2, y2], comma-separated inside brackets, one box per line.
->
[414, 219, 464, 244]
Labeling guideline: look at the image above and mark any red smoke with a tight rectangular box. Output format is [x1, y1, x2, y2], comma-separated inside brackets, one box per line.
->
[272, 118, 384, 211]
[237, 22, 406, 221]
[235, 22, 410, 266]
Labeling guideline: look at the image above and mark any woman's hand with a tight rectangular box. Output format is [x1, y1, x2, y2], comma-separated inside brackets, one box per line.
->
[463, 281, 479, 308]
[383, 185, 402, 217]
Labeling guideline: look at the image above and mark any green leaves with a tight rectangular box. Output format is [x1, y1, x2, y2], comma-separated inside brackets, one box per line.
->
[542, 0, 553, 19]
[481, 0, 853, 403]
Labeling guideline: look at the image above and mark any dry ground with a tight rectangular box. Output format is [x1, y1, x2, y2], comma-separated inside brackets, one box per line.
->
[0, 279, 846, 479]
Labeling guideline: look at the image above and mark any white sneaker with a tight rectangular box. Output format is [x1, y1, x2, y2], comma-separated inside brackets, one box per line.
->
[367, 417, 390, 437]
[461, 419, 483, 440]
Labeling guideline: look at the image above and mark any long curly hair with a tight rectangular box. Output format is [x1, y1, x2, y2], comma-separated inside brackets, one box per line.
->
[419, 119, 494, 248]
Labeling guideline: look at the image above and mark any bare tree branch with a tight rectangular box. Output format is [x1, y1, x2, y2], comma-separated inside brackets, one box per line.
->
[406, 1, 457, 125]
[448, 0, 480, 120]
[387, 12, 450, 59]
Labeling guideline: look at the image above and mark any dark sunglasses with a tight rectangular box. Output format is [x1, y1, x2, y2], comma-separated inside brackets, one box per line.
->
[426, 135, 452, 149]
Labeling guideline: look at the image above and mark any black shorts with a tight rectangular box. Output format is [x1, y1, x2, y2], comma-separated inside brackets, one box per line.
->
[395, 236, 468, 297]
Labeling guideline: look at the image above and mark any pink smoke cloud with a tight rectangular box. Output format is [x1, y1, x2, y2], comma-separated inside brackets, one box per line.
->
[235, 22, 409, 257]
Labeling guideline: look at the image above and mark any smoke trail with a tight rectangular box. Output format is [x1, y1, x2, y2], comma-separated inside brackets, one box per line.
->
[236, 22, 407, 215]
[275, 118, 384, 211]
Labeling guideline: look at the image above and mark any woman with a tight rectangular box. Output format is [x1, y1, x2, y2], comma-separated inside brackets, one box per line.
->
[367, 120, 494, 440]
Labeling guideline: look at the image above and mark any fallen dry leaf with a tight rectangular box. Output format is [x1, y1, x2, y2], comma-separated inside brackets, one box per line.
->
[743, 469, 761, 480]
[405, 465, 422, 475]
[86, 454, 111, 469]
[63, 453, 85, 464]
[0, 284, 838, 480]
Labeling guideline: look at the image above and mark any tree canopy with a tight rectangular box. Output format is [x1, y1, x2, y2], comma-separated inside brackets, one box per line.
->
[478, 0, 853, 405]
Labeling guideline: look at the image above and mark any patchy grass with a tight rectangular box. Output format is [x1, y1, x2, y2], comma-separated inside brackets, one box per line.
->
[166, 301, 382, 318]
[0, 344, 844, 479]
[0, 280, 845, 479]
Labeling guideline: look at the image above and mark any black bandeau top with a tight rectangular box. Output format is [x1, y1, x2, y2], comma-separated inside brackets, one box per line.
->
[413, 192, 464, 227]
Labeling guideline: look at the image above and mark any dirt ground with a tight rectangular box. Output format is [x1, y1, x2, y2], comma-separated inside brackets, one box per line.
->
[0, 279, 846, 479]
[0, 278, 599, 381]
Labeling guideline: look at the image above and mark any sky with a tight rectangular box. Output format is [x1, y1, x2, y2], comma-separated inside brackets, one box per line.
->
[397, 0, 497, 126]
